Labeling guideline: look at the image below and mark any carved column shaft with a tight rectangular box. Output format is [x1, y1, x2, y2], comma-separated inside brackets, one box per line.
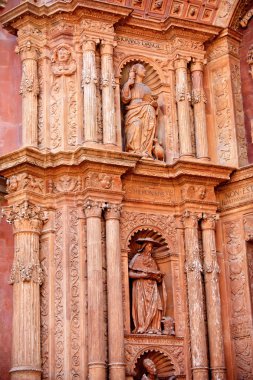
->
[105, 205, 125, 380]
[183, 212, 208, 380]
[82, 39, 98, 143]
[201, 216, 226, 380]
[101, 41, 116, 146]
[3, 201, 46, 380]
[84, 200, 106, 380]
[19, 44, 39, 147]
[191, 61, 209, 160]
[175, 58, 193, 157]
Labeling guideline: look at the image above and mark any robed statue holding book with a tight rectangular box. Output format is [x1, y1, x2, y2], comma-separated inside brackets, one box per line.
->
[129, 238, 167, 334]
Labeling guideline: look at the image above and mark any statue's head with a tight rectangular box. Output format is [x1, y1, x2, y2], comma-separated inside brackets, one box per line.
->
[129, 63, 146, 80]
[143, 358, 157, 375]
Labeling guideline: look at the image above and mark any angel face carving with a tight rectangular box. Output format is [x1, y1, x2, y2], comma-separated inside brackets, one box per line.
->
[51, 43, 77, 76]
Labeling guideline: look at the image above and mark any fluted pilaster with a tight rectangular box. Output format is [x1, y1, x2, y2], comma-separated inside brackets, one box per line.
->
[104, 203, 125, 380]
[174, 57, 193, 157]
[191, 60, 209, 160]
[2, 200, 47, 380]
[18, 41, 39, 147]
[201, 214, 226, 380]
[182, 211, 208, 380]
[82, 38, 99, 143]
[100, 41, 117, 146]
[84, 199, 106, 380]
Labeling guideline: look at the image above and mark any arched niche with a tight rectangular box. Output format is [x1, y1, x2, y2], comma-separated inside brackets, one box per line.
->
[118, 56, 172, 162]
[127, 228, 174, 334]
[132, 348, 179, 379]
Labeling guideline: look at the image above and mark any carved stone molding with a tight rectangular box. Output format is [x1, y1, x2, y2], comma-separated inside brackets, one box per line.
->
[84, 199, 103, 218]
[125, 335, 184, 377]
[50, 175, 82, 193]
[120, 211, 176, 254]
[6, 174, 44, 194]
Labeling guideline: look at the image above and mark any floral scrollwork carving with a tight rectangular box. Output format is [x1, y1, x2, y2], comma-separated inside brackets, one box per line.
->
[2, 200, 48, 224]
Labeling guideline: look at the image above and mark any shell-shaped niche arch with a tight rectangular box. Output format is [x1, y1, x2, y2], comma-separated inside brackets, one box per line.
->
[133, 349, 176, 379]
[119, 58, 162, 94]
[128, 228, 170, 261]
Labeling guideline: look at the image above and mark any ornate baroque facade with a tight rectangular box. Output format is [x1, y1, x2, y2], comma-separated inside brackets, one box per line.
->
[0, 0, 253, 379]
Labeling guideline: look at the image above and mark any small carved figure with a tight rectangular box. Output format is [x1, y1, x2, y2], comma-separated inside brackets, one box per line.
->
[153, 0, 163, 9]
[121, 63, 158, 157]
[141, 358, 158, 380]
[51, 43, 76, 76]
[247, 45, 253, 79]
[161, 316, 175, 335]
[152, 138, 165, 161]
[129, 238, 167, 334]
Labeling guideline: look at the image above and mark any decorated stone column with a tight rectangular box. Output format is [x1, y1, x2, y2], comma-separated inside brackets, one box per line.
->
[84, 199, 106, 380]
[182, 211, 208, 380]
[104, 203, 125, 380]
[201, 214, 226, 380]
[191, 60, 209, 160]
[2, 200, 47, 380]
[18, 41, 39, 147]
[174, 57, 193, 158]
[100, 40, 117, 146]
[82, 38, 99, 143]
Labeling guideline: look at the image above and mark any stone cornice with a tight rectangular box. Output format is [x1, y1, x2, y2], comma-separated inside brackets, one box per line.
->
[0, 0, 132, 34]
[0, 147, 234, 186]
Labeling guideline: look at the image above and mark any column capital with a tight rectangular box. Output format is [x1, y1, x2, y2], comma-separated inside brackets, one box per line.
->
[104, 203, 121, 220]
[190, 59, 205, 72]
[84, 199, 102, 218]
[100, 40, 117, 55]
[16, 40, 39, 61]
[182, 211, 200, 229]
[82, 37, 99, 52]
[174, 55, 190, 70]
[201, 214, 218, 230]
[2, 200, 48, 234]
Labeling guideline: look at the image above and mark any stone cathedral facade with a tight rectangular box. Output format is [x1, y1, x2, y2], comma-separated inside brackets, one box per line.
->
[0, 0, 253, 379]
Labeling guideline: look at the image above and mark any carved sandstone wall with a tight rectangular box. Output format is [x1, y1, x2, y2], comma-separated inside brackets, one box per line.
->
[240, 15, 253, 162]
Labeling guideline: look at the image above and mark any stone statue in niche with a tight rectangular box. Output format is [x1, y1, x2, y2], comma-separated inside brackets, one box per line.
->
[51, 43, 77, 76]
[141, 358, 158, 380]
[129, 238, 167, 334]
[121, 63, 159, 158]
[141, 358, 176, 380]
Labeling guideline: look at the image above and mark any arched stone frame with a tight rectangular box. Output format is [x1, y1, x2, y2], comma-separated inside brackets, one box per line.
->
[120, 210, 185, 335]
[114, 54, 174, 162]
[125, 342, 184, 378]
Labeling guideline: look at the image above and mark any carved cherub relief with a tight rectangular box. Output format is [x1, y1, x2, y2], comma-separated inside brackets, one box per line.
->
[51, 43, 76, 76]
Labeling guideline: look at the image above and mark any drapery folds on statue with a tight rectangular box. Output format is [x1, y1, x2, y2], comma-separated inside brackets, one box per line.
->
[129, 238, 167, 334]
